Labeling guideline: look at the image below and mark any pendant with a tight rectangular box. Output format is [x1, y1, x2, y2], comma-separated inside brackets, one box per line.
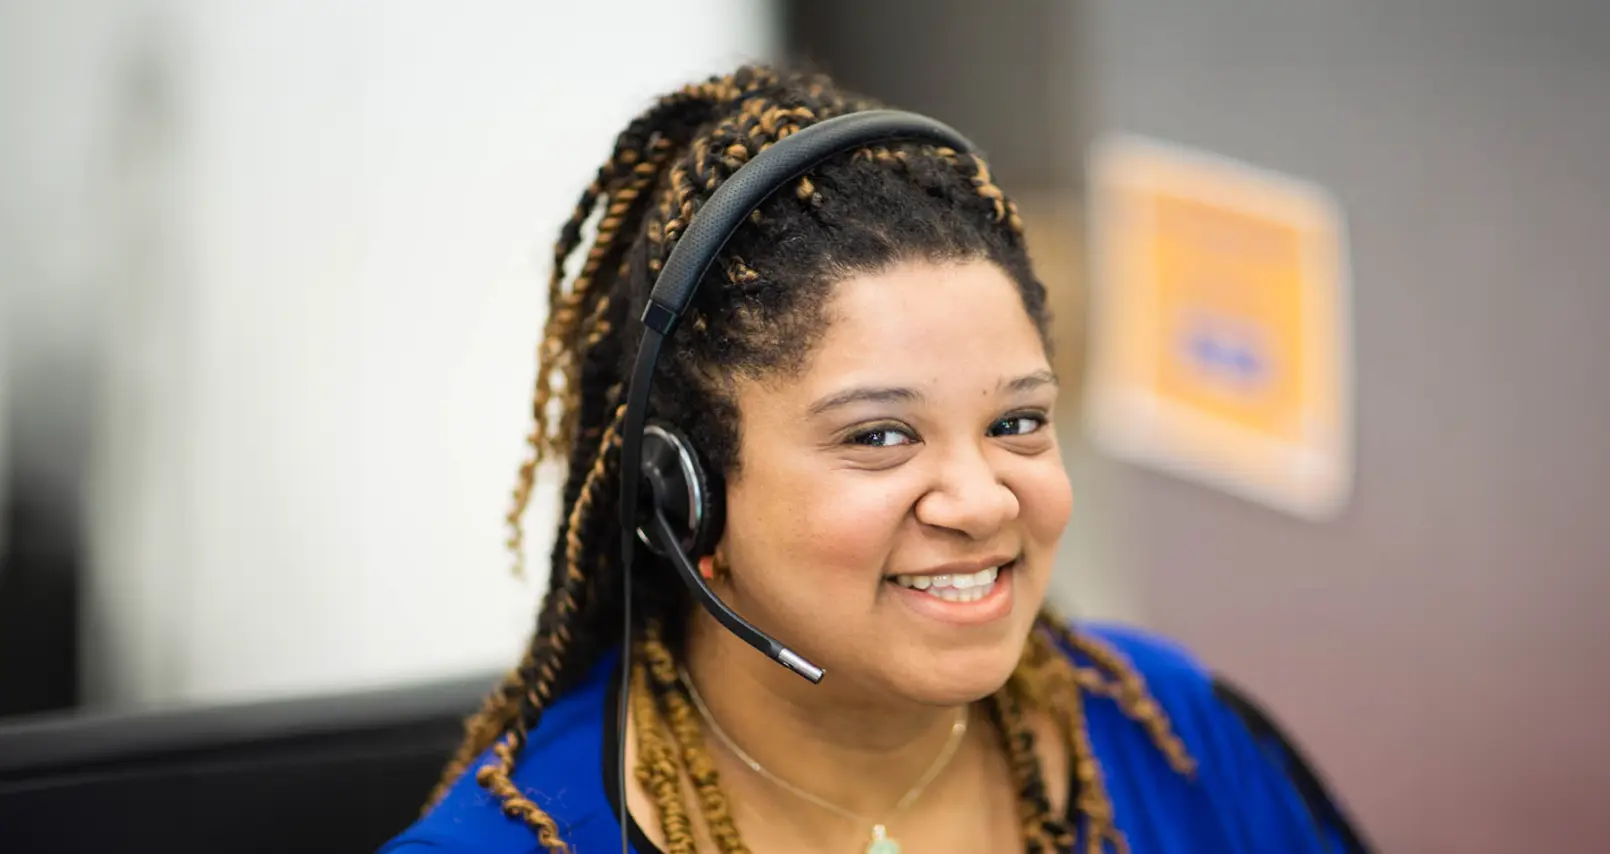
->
[866, 824, 900, 854]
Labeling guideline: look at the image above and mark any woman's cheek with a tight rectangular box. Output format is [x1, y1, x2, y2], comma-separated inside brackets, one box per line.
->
[784, 480, 910, 583]
[753, 473, 908, 596]
[1022, 462, 1074, 545]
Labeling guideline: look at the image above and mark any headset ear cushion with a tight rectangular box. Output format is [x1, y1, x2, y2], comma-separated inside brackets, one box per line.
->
[639, 422, 724, 559]
[686, 441, 724, 560]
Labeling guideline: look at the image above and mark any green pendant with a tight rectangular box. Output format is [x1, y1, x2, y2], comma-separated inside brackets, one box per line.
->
[866, 824, 900, 854]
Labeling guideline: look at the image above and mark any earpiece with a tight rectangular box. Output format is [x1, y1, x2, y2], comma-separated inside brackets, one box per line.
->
[636, 422, 723, 561]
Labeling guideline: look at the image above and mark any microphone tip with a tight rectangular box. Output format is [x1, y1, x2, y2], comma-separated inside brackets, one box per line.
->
[778, 648, 825, 684]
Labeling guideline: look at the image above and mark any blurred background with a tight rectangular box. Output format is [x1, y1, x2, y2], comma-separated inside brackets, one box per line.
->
[2, 1, 1608, 852]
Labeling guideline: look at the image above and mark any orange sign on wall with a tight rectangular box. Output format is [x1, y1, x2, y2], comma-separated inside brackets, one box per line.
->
[1085, 136, 1353, 519]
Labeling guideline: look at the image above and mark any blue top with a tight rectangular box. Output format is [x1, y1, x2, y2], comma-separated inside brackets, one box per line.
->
[380, 623, 1361, 853]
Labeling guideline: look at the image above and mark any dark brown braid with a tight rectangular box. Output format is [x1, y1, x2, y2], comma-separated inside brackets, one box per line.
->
[988, 678, 1066, 853]
[428, 65, 1195, 853]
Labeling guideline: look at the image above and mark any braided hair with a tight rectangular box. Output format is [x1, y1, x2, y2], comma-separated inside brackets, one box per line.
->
[429, 65, 1195, 853]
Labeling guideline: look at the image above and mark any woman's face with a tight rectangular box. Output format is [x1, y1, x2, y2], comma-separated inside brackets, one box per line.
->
[715, 258, 1073, 707]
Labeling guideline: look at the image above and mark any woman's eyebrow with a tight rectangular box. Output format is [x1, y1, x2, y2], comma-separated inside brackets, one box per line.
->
[806, 385, 925, 417]
[807, 371, 1056, 417]
[1004, 370, 1059, 393]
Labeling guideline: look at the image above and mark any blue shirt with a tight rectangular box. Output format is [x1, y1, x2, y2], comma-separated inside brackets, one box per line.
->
[381, 623, 1358, 853]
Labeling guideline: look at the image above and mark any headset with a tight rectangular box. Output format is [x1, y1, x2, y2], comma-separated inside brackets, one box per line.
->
[615, 108, 978, 686]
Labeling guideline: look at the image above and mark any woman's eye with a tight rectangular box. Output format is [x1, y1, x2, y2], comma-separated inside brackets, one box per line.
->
[990, 414, 1045, 437]
[849, 427, 916, 448]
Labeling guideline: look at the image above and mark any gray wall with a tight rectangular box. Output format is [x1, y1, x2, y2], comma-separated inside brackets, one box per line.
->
[1090, 1, 1610, 851]
[784, 0, 1084, 191]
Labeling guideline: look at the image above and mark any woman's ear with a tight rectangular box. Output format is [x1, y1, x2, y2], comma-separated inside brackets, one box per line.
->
[698, 547, 730, 581]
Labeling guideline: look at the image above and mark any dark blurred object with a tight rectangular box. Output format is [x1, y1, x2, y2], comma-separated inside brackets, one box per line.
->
[1214, 677, 1375, 853]
[0, 670, 493, 853]
[0, 475, 80, 716]
[783, 0, 1085, 193]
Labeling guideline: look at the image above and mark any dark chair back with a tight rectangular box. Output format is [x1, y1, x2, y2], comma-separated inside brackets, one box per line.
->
[0, 671, 495, 853]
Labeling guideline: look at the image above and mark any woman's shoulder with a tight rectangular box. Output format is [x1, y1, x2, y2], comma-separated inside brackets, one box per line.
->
[1063, 620, 1368, 852]
[1059, 620, 1302, 766]
[378, 652, 624, 854]
[1059, 618, 1284, 774]
[1056, 620, 1224, 760]
[1061, 620, 1230, 731]
[1066, 620, 1211, 685]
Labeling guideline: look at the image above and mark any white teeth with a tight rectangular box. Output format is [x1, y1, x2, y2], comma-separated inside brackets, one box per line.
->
[929, 586, 987, 602]
[891, 564, 1004, 602]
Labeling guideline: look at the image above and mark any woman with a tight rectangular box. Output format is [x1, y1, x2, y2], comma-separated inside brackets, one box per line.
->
[382, 66, 1363, 854]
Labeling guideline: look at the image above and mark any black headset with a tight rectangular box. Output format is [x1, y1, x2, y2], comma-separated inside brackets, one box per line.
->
[615, 109, 977, 686]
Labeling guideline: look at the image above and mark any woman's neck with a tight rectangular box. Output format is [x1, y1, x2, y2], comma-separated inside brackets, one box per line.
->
[679, 609, 971, 825]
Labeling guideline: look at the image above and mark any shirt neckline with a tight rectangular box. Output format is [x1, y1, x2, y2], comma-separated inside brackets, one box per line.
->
[597, 652, 1079, 853]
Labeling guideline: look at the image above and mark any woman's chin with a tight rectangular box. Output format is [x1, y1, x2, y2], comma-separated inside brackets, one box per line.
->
[886, 646, 1024, 708]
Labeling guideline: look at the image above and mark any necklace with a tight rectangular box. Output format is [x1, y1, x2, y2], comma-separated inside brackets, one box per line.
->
[677, 666, 968, 854]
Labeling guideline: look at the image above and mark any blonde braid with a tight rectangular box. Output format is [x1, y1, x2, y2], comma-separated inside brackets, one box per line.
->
[960, 149, 1025, 234]
[550, 140, 676, 435]
[1052, 624, 1197, 777]
[631, 655, 699, 853]
[987, 684, 1061, 853]
[511, 139, 676, 577]
[642, 625, 750, 854]
[509, 72, 745, 578]
[1063, 670, 1127, 854]
[436, 404, 629, 851]
[476, 731, 570, 853]
[427, 643, 537, 806]
[431, 408, 626, 809]
[1006, 616, 1201, 852]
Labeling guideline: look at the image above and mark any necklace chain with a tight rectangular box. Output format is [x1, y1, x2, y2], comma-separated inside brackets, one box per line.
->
[676, 666, 968, 828]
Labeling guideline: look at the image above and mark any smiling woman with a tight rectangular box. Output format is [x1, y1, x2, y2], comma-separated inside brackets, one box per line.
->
[379, 65, 1360, 854]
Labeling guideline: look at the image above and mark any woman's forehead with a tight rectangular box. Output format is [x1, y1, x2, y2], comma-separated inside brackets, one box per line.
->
[778, 259, 1052, 406]
[827, 259, 1039, 351]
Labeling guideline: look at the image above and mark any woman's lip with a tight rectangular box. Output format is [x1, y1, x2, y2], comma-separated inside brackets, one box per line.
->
[885, 560, 1017, 627]
[897, 554, 1018, 578]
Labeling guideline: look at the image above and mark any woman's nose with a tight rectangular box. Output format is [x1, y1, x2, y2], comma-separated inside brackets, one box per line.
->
[912, 442, 1020, 540]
